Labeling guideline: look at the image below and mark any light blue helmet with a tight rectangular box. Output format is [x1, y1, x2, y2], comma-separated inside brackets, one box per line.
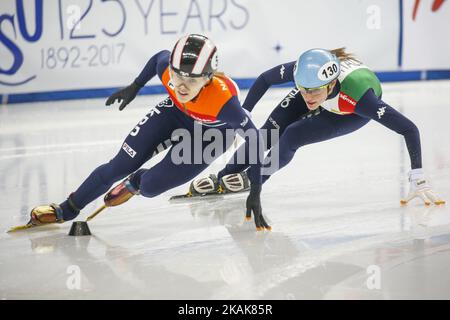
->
[293, 48, 341, 89]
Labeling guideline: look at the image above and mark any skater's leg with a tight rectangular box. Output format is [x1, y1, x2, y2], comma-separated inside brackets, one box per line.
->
[59, 98, 180, 220]
[261, 109, 371, 183]
[134, 123, 235, 197]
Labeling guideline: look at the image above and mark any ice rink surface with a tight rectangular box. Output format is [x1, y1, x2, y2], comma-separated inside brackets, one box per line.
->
[1, 81, 449, 299]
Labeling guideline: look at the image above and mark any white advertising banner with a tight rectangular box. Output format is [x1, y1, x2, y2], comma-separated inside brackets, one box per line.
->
[401, 0, 450, 70]
[0, 0, 448, 97]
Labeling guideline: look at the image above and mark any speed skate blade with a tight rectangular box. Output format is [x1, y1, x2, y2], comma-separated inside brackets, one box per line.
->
[169, 193, 225, 201]
[169, 188, 249, 201]
[7, 223, 35, 233]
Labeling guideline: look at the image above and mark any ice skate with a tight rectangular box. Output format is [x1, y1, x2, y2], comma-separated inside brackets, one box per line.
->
[169, 172, 250, 200]
[7, 204, 64, 233]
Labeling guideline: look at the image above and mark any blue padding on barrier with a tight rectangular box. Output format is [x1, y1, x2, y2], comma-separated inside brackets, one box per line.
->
[375, 70, 422, 82]
[427, 70, 450, 80]
[4, 69, 450, 104]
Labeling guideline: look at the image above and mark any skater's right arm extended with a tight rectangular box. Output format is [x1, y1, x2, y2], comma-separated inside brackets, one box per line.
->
[243, 61, 296, 112]
[106, 50, 170, 111]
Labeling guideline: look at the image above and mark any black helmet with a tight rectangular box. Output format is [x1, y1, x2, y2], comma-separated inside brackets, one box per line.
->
[169, 34, 218, 78]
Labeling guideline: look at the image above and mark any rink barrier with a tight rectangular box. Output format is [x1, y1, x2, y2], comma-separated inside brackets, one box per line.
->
[3, 69, 450, 104]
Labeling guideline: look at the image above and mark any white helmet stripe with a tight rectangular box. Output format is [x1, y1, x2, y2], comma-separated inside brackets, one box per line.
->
[191, 39, 215, 75]
[172, 35, 188, 70]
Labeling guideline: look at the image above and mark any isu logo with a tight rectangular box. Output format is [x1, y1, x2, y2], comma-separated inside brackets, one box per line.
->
[217, 78, 227, 91]
[280, 65, 285, 79]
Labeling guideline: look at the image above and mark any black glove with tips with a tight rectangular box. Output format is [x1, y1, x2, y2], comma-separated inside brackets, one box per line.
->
[105, 81, 142, 111]
[246, 184, 271, 231]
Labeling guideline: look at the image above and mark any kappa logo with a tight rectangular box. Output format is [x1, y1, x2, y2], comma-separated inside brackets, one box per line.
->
[377, 106, 386, 119]
[122, 142, 137, 158]
[280, 65, 285, 79]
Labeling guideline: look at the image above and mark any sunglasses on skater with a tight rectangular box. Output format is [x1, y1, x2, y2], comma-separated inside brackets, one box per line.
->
[297, 84, 329, 96]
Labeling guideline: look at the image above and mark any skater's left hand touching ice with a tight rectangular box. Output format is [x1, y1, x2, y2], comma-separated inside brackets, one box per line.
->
[246, 184, 271, 231]
[401, 169, 445, 206]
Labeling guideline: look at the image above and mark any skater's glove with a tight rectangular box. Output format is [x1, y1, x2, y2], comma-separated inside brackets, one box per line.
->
[105, 81, 142, 111]
[246, 184, 271, 231]
[401, 169, 445, 206]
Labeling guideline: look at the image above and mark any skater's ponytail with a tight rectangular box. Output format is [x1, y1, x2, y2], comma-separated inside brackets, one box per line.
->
[329, 47, 361, 63]
[213, 71, 226, 78]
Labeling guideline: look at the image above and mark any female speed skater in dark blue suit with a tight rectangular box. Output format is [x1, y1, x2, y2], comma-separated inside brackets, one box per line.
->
[190, 48, 445, 207]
